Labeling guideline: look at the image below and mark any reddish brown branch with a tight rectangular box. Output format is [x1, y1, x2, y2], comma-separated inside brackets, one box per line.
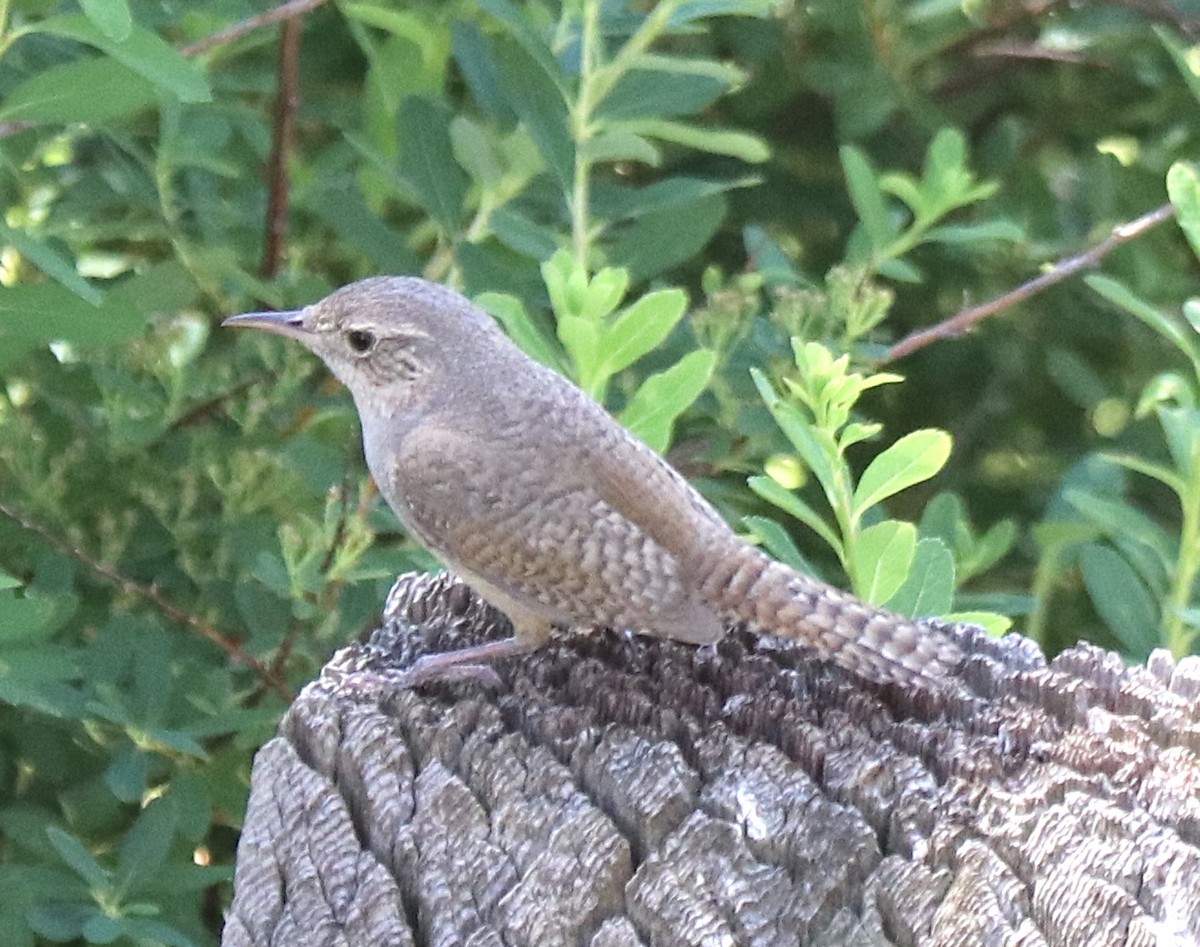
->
[884, 202, 1178, 363]
[180, 0, 331, 57]
[0, 499, 292, 700]
[259, 18, 303, 279]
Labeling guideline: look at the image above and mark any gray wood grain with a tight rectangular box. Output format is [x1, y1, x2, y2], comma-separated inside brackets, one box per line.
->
[221, 572, 1200, 947]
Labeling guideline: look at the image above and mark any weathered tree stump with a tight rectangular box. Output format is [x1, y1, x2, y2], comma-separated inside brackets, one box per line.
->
[222, 571, 1200, 946]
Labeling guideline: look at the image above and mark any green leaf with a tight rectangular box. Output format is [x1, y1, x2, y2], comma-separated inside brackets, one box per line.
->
[607, 192, 726, 282]
[596, 176, 758, 222]
[599, 288, 687, 379]
[47, 827, 109, 889]
[924, 220, 1024, 245]
[489, 208, 559, 259]
[853, 429, 952, 516]
[1154, 406, 1200, 483]
[619, 119, 769, 163]
[596, 69, 729, 120]
[1087, 274, 1199, 364]
[1168, 162, 1200, 263]
[666, 0, 776, 28]
[0, 588, 75, 644]
[581, 129, 661, 166]
[620, 349, 716, 452]
[840, 145, 892, 250]
[492, 39, 573, 188]
[475, 292, 564, 371]
[885, 537, 955, 617]
[747, 474, 843, 556]
[397, 97, 467, 232]
[449, 116, 503, 186]
[80, 0, 132, 41]
[478, 0, 566, 93]
[1079, 544, 1159, 658]
[742, 515, 814, 574]
[0, 222, 101, 305]
[34, 14, 210, 103]
[117, 800, 177, 891]
[1155, 25, 1200, 108]
[0, 56, 156, 124]
[852, 520, 917, 605]
[1063, 489, 1176, 571]
[0, 282, 146, 348]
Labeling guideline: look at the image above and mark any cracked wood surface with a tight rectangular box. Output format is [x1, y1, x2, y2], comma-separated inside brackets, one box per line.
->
[221, 572, 1200, 946]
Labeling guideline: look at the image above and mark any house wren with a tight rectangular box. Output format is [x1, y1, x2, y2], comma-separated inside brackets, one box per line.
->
[224, 278, 962, 688]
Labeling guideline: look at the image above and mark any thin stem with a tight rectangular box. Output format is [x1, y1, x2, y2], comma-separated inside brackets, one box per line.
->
[0, 500, 291, 699]
[180, 0, 330, 57]
[885, 202, 1177, 362]
[1166, 476, 1200, 657]
[570, 0, 601, 269]
[260, 16, 302, 278]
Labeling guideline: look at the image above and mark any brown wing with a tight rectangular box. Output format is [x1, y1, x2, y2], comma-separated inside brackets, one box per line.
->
[384, 394, 726, 642]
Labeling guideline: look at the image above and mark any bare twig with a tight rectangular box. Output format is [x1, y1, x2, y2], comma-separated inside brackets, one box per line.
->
[180, 0, 331, 57]
[259, 17, 302, 279]
[884, 202, 1177, 363]
[0, 499, 292, 700]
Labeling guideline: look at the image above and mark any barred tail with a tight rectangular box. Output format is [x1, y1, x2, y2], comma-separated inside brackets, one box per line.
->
[699, 542, 963, 687]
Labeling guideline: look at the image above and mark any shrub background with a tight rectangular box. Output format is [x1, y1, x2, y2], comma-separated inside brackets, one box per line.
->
[1, 1, 1199, 943]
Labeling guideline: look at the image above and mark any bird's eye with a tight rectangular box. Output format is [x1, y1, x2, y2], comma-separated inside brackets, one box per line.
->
[346, 329, 375, 354]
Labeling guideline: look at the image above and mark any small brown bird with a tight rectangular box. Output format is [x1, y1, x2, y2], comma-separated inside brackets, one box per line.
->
[224, 278, 961, 688]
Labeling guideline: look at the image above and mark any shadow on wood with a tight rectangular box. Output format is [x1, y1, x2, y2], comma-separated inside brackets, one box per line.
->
[222, 571, 1200, 946]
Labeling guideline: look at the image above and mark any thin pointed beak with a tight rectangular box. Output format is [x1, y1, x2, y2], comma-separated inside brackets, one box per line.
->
[221, 310, 308, 340]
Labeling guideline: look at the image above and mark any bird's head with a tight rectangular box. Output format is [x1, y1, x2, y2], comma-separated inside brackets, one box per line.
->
[223, 276, 504, 418]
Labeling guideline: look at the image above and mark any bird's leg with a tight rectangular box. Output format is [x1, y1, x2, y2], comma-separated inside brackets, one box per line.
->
[331, 617, 552, 698]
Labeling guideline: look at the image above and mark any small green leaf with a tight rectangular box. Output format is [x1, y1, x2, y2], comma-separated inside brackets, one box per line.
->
[747, 475, 843, 557]
[1079, 544, 1159, 658]
[742, 515, 815, 574]
[0, 222, 101, 305]
[598, 288, 687, 380]
[621, 119, 769, 163]
[398, 97, 467, 232]
[581, 129, 661, 166]
[596, 68, 729, 120]
[488, 208, 559, 259]
[1168, 162, 1200, 263]
[1064, 488, 1176, 569]
[840, 145, 892, 251]
[1154, 406, 1200, 483]
[80, 0, 132, 41]
[1155, 25, 1200, 108]
[476, 292, 564, 371]
[492, 39, 573, 188]
[620, 349, 716, 452]
[0, 56, 156, 124]
[1087, 274, 1199, 364]
[853, 429, 952, 516]
[852, 520, 917, 605]
[925, 220, 1024, 245]
[478, 0, 566, 93]
[582, 268, 629, 323]
[34, 15, 210, 103]
[47, 827, 109, 889]
[117, 800, 177, 890]
[450, 116, 502, 186]
[607, 192, 726, 282]
[885, 537, 955, 617]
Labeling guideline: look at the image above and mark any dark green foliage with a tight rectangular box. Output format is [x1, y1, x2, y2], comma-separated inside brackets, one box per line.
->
[2, 0, 1199, 943]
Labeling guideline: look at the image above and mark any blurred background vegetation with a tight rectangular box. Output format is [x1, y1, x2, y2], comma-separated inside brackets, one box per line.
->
[2, 0, 1199, 942]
